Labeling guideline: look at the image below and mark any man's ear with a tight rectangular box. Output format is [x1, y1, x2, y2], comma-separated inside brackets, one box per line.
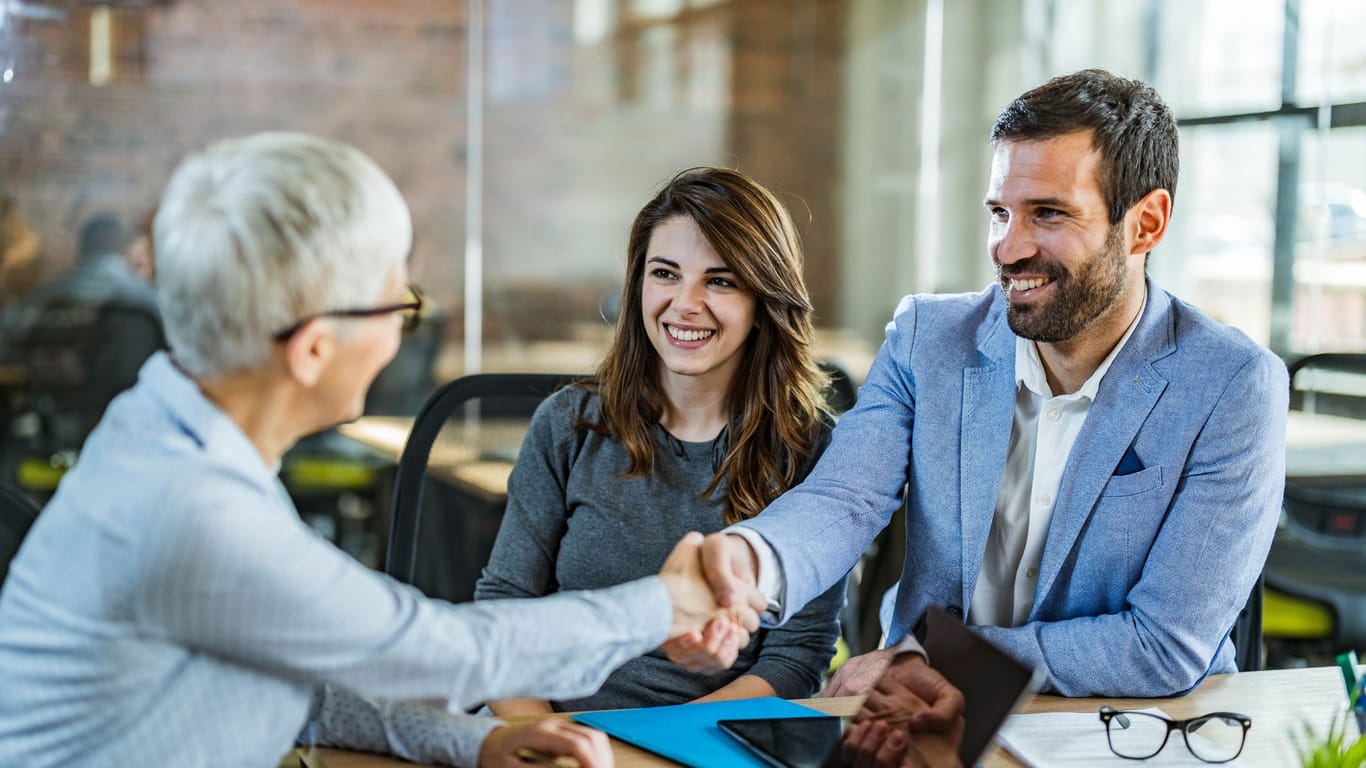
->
[281, 320, 335, 388]
[1127, 188, 1172, 256]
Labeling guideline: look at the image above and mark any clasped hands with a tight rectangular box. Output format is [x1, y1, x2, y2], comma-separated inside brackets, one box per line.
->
[655, 532, 765, 671]
[659, 532, 966, 768]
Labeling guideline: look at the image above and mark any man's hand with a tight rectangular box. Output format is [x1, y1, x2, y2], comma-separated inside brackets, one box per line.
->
[477, 719, 612, 768]
[823, 648, 897, 698]
[658, 532, 757, 670]
[840, 653, 965, 768]
[698, 532, 767, 615]
[840, 718, 964, 768]
[661, 531, 773, 671]
[856, 653, 964, 733]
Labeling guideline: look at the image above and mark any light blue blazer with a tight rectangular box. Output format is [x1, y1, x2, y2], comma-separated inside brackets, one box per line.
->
[741, 280, 1288, 696]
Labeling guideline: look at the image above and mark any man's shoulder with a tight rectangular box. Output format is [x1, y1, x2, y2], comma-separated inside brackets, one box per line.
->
[887, 285, 1005, 353]
[893, 285, 1001, 321]
[1162, 291, 1283, 376]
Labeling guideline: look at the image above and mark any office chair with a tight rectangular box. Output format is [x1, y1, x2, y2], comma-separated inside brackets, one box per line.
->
[1263, 352, 1366, 666]
[8, 299, 164, 499]
[1232, 574, 1264, 672]
[818, 359, 858, 416]
[386, 372, 579, 600]
[0, 484, 40, 591]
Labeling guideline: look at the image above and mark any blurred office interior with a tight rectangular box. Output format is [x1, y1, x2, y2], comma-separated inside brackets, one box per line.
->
[1, 0, 1362, 374]
[1, 0, 1364, 664]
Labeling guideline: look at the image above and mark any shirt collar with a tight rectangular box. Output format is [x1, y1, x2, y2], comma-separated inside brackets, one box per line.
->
[140, 351, 283, 477]
[1015, 288, 1149, 401]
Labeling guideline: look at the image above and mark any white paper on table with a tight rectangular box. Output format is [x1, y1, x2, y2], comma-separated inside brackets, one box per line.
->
[996, 708, 1251, 767]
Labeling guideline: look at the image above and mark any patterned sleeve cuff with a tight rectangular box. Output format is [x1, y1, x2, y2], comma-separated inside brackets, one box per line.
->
[311, 685, 504, 767]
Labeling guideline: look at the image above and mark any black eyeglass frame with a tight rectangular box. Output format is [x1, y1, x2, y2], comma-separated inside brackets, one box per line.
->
[1099, 706, 1252, 763]
[272, 283, 425, 342]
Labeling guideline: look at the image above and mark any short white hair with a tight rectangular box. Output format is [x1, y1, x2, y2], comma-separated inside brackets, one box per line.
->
[153, 132, 412, 377]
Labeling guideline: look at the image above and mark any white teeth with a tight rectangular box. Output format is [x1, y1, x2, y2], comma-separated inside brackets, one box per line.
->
[1009, 277, 1051, 291]
[667, 325, 715, 342]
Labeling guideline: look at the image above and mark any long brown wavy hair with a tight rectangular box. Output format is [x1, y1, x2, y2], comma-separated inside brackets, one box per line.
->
[589, 167, 830, 524]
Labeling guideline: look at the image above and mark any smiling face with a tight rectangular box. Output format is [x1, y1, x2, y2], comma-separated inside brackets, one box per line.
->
[985, 131, 1146, 345]
[641, 215, 757, 395]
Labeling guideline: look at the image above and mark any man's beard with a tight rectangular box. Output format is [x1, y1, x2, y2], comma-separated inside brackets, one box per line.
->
[998, 224, 1128, 343]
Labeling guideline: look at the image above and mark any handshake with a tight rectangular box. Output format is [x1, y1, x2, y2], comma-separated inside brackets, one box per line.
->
[654, 531, 766, 671]
[654, 532, 966, 768]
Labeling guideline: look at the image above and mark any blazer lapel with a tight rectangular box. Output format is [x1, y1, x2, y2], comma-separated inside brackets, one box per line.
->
[960, 307, 1018, 607]
[1034, 284, 1176, 605]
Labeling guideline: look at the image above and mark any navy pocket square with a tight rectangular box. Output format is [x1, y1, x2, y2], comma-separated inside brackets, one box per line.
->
[1115, 447, 1144, 476]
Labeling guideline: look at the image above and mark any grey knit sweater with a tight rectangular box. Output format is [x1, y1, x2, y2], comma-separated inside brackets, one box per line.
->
[474, 386, 846, 711]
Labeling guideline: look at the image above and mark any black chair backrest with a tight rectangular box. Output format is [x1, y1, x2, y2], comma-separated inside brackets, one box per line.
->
[18, 298, 163, 451]
[1287, 352, 1366, 417]
[1284, 353, 1366, 541]
[1232, 573, 1264, 672]
[0, 484, 41, 591]
[386, 372, 580, 587]
[818, 359, 858, 415]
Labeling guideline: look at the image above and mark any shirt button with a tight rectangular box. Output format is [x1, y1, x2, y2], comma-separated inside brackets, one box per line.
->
[1038, 493, 1052, 507]
[1026, 567, 1038, 578]
[1047, 409, 1062, 421]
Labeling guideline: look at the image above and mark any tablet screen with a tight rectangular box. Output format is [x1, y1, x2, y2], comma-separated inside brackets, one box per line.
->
[716, 716, 847, 768]
[717, 605, 1042, 768]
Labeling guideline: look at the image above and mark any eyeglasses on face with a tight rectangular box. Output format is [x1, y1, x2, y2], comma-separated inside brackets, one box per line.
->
[272, 283, 425, 342]
[1099, 706, 1251, 763]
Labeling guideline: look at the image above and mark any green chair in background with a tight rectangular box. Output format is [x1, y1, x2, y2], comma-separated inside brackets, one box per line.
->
[1263, 353, 1366, 667]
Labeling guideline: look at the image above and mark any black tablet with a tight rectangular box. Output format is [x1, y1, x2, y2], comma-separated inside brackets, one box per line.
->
[717, 715, 846, 768]
[717, 605, 1043, 768]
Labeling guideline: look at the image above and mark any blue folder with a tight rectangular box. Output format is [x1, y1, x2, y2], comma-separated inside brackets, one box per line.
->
[571, 697, 830, 767]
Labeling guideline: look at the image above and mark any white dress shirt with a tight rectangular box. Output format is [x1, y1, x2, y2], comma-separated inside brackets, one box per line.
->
[970, 296, 1143, 626]
[0, 353, 672, 767]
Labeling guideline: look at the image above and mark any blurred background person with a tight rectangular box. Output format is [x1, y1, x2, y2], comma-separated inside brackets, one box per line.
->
[124, 207, 157, 284]
[2, 212, 165, 454]
[0, 193, 42, 323]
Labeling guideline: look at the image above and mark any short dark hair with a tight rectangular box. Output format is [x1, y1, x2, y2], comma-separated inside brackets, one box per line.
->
[990, 69, 1178, 225]
[77, 214, 127, 260]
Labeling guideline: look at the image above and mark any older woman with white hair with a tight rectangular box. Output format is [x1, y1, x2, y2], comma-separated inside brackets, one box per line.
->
[0, 132, 751, 768]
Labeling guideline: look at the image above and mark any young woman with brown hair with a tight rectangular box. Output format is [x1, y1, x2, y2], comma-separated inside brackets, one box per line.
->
[475, 166, 846, 714]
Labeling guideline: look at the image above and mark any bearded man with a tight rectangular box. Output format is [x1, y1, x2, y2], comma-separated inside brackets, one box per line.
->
[691, 69, 1287, 710]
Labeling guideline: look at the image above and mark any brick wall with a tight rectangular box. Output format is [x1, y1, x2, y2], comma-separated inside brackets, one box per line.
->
[0, 0, 846, 343]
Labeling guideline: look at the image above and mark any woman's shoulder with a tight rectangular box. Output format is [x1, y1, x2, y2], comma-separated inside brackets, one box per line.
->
[531, 381, 604, 432]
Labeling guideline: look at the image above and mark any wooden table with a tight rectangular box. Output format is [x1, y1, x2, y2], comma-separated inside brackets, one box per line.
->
[314, 666, 1355, 767]
[338, 416, 519, 504]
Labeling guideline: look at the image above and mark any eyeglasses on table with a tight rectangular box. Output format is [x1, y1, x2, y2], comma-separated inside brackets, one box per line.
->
[1099, 705, 1252, 763]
